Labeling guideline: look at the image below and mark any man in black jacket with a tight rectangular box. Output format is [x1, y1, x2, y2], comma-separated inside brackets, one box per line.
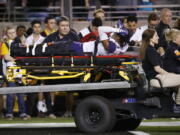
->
[43, 16, 79, 117]
[44, 16, 79, 43]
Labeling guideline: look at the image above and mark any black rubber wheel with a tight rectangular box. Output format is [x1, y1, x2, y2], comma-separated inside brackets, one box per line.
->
[74, 96, 116, 133]
[114, 118, 142, 131]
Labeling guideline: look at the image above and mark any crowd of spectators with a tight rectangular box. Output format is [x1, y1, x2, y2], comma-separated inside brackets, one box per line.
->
[0, 7, 180, 119]
[1, 0, 180, 22]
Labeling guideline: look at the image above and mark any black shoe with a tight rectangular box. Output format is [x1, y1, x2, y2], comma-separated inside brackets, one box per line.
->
[173, 104, 180, 113]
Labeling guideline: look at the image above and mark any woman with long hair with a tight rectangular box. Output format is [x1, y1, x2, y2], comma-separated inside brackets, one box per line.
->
[140, 29, 167, 80]
[140, 28, 180, 113]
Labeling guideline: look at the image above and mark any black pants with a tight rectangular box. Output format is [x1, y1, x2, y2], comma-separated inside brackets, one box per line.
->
[26, 92, 53, 116]
[0, 59, 2, 75]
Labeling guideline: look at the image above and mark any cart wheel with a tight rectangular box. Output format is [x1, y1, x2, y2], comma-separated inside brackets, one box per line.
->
[75, 96, 116, 133]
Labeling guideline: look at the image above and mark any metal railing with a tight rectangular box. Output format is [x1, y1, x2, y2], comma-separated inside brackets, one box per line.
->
[13, 6, 62, 22]
[73, 5, 180, 21]
[0, 4, 179, 22]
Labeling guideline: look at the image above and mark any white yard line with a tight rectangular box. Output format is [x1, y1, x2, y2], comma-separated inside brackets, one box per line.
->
[0, 123, 76, 128]
[129, 131, 150, 135]
[0, 121, 180, 128]
[140, 121, 180, 126]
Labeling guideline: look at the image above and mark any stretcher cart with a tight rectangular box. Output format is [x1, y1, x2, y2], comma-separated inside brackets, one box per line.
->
[0, 46, 179, 133]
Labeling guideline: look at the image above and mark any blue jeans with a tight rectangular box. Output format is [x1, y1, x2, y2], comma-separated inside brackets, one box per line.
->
[6, 82, 26, 114]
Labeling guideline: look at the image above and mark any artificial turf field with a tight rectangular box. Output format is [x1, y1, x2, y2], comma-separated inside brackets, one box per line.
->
[0, 118, 179, 135]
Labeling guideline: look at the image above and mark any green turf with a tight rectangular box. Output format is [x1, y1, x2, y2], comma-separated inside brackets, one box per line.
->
[142, 118, 180, 122]
[0, 118, 180, 135]
[138, 126, 180, 135]
[141, 118, 180, 135]
[0, 117, 180, 124]
[0, 117, 74, 123]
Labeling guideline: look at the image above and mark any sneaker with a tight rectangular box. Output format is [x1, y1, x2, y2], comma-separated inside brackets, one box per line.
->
[62, 111, 69, 117]
[48, 114, 56, 119]
[5, 114, 14, 120]
[68, 112, 72, 117]
[26, 115, 31, 119]
[62, 111, 72, 118]
[173, 104, 180, 113]
[20, 113, 30, 120]
[37, 101, 47, 113]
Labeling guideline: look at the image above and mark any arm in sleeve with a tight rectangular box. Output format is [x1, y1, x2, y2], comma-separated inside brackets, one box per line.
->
[154, 66, 168, 74]
[98, 26, 120, 41]
[1, 43, 9, 56]
[98, 26, 121, 51]
[4, 54, 14, 62]
[42, 34, 54, 43]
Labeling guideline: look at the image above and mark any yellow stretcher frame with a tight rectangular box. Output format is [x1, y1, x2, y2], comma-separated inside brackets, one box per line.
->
[6, 61, 139, 85]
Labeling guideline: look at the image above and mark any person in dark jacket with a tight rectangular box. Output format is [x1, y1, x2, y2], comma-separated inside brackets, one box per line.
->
[43, 16, 79, 117]
[164, 29, 180, 74]
[43, 16, 79, 43]
[156, 8, 172, 56]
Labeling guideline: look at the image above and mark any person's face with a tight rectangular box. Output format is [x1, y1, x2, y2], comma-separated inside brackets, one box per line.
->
[95, 12, 105, 21]
[17, 27, 26, 37]
[127, 21, 137, 33]
[151, 32, 159, 45]
[58, 21, 70, 36]
[149, 20, 159, 29]
[7, 29, 16, 40]
[162, 11, 172, 25]
[33, 23, 41, 34]
[123, 19, 128, 29]
[46, 19, 57, 30]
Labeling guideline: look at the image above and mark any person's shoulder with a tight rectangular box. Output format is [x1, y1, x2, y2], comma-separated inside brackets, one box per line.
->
[25, 35, 33, 43]
[139, 25, 148, 31]
[79, 27, 91, 36]
[1, 42, 7, 48]
[40, 35, 45, 40]
[41, 31, 47, 37]
[44, 31, 58, 40]
[147, 45, 156, 52]
[43, 32, 55, 43]
[168, 42, 178, 50]
[156, 22, 162, 30]
[26, 34, 33, 39]
[69, 30, 80, 40]
[47, 31, 58, 37]
[69, 30, 78, 36]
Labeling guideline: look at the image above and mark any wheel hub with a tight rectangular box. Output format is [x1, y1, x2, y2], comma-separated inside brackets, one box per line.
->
[89, 111, 102, 124]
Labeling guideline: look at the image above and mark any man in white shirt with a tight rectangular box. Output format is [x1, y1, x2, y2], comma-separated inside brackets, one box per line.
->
[25, 20, 56, 119]
[25, 20, 44, 46]
[129, 13, 159, 46]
